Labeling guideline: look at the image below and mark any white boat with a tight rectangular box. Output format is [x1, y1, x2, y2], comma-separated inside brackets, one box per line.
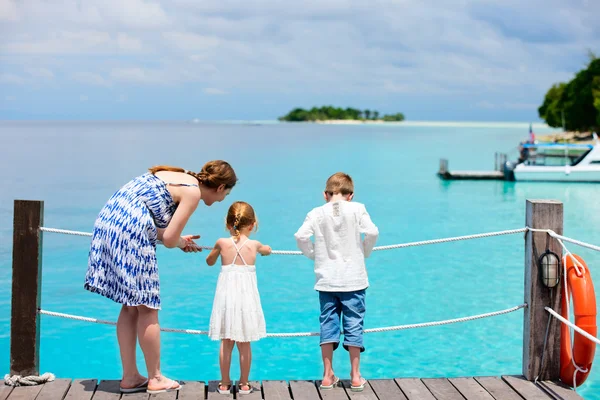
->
[505, 134, 600, 182]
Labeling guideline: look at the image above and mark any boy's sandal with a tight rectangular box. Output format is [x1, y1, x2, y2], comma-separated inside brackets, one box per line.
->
[146, 379, 181, 394]
[237, 382, 253, 395]
[319, 376, 340, 390]
[217, 382, 232, 394]
[350, 377, 367, 392]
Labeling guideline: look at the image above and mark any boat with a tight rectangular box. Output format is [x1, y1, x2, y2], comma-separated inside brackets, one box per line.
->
[504, 134, 600, 182]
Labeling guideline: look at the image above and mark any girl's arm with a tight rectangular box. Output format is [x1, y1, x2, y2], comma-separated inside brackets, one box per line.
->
[160, 187, 201, 248]
[206, 240, 222, 266]
[257, 242, 272, 256]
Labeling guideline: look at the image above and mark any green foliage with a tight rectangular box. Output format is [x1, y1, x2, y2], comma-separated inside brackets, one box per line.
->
[538, 57, 600, 131]
[278, 106, 405, 122]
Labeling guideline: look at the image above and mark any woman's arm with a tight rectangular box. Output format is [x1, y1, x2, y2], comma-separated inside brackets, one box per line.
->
[161, 187, 201, 248]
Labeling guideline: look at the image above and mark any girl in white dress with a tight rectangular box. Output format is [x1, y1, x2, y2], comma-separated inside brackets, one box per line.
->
[206, 201, 272, 395]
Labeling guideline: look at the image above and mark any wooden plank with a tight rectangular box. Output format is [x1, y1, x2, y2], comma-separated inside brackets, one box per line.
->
[207, 381, 230, 400]
[120, 391, 148, 400]
[340, 380, 377, 400]
[502, 376, 552, 400]
[176, 381, 204, 400]
[475, 376, 522, 400]
[394, 379, 435, 400]
[421, 379, 463, 400]
[0, 386, 14, 400]
[64, 380, 97, 400]
[289, 381, 320, 400]
[523, 200, 563, 381]
[368, 379, 407, 400]
[536, 381, 584, 400]
[10, 200, 44, 375]
[262, 381, 290, 399]
[36, 379, 72, 400]
[449, 378, 494, 400]
[474, 377, 523, 400]
[316, 380, 349, 400]
[93, 380, 122, 400]
[7, 385, 44, 400]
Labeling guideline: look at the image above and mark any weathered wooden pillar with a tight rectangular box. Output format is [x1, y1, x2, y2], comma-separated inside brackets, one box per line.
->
[10, 200, 44, 376]
[523, 199, 563, 381]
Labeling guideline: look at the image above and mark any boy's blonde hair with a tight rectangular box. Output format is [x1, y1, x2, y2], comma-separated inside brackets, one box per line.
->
[325, 172, 354, 195]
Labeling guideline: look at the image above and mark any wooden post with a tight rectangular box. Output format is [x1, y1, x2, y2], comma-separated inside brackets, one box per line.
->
[523, 199, 563, 381]
[11, 200, 44, 376]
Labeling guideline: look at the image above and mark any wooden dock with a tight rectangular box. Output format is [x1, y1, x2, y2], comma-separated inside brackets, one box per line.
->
[437, 155, 508, 181]
[0, 376, 584, 400]
[5, 200, 593, 400]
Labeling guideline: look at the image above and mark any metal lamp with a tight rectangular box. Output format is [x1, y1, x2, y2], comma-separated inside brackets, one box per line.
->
[538, 249, 561, 288]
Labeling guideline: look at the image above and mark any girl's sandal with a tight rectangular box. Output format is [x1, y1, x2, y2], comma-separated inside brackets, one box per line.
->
[217, 382, 232, 395]
[237, 382, 253, 395]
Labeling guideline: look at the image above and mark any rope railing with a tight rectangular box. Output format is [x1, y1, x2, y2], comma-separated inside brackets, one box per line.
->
[40, 226, 533, 255]
[39, 304, 527, 338]
[544, 307, 600, 346]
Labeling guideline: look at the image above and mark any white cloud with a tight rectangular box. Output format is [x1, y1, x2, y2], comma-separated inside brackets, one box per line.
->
[110, 67, 164, 84]
[0, 0, 17, 21]
[4, 95, 16, 101]
[203, 88, 227, 95]
[163, 32, 220, 51]
[26, 67, 54, 79]
[116, 94, 127, 102]
[1, 31, 111, 54]
[117, 33, 143, 52]
[80, 95, 89, 102]
[73, 72, 111, 87]
[0, 73, 26, 84]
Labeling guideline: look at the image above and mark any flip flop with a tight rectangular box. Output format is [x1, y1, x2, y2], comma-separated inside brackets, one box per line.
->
[237, 382, 253, 395]
[120, 379, 148, 393]
[146, 379, 181, 394]
[319, 376, 340, 390]
[350, 377, 367, 392]
[217, 382, 232, 395]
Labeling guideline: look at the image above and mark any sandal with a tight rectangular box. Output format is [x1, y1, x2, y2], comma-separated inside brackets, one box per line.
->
[120, 379, 148, 393]
[350, 377, 367, 392]
[237, 382, 253, 395]
[146, 379, 181, 394]
[217, 382, 232, 395]
[319, 376, 340, 390]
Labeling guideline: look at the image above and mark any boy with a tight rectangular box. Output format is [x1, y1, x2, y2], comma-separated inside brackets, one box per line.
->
[294, 172, 379, 392]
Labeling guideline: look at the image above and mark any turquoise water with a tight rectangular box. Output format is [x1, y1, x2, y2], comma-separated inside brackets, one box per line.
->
[0, 121, 598, 399]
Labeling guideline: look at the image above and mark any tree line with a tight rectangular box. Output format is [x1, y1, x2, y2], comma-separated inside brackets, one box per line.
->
[538, 53, 600, 132]
[279, 106, 405, 122]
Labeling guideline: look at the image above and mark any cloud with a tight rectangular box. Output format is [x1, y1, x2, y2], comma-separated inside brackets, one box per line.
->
[116, 94, 127, 102]
[1, 31, 111, 54]
[0, 0, 17, 21]
[73, 72, 111, 87]
[26, 67, 54, 79]
[203, 88, 227, 95]
[0, 73, 26, 84]
[80, 95, 89, 102]
[117, 33, 143, 52]
[4, 95, 16, 101]
[163, 32, 220, 51]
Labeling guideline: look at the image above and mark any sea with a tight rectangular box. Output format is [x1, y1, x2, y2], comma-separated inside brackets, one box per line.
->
[0, 121, 598, 399]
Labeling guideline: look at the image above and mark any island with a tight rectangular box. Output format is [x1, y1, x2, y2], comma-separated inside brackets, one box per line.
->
[278, 106, 405, 123]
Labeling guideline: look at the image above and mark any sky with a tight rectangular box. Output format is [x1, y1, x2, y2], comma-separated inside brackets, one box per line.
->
[0, 0, 599, 121]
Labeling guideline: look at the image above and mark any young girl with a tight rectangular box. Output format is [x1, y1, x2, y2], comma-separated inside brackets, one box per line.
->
[84, 161, 237, 394]
[206, 201, 272, 395]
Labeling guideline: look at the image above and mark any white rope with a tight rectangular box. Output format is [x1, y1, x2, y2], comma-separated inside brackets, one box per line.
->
[527, 228, 600, 253]
[544, 308, 600, 346]
[39, 305, 525, 338]
[4, 373, 55, 387]
[39, 226, 528, 255]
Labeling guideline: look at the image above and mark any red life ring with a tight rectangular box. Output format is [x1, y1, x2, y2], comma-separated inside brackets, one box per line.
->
[560, 254, 597, 387]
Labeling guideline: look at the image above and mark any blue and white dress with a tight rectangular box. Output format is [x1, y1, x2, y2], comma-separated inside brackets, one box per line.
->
[84, 172, 195, 309]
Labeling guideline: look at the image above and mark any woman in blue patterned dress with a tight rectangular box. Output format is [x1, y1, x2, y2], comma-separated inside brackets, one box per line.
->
[84, 160, 237, 394]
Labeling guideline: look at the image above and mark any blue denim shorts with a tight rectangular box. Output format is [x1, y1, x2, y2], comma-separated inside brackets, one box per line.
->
[318, 290, 366, 352]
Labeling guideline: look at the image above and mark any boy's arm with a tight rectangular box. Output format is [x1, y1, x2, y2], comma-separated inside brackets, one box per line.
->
[256, 241, 272, 256]
[294, 215, 315, 260]
[359, 205, 379, 258]
[205, 240, 222, 266]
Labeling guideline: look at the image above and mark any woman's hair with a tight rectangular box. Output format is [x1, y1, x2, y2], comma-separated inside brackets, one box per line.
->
[226, 201, 258, 239]
[149, 160, 237, 189]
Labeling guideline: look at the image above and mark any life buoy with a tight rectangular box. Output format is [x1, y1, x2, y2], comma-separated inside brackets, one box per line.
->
[560, 254, 597, 387]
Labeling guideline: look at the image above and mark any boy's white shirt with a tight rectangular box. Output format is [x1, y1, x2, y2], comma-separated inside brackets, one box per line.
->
[294, 200, 379, 292]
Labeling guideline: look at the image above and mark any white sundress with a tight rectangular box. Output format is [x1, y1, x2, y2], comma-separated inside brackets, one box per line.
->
[208, 238, 267, 342]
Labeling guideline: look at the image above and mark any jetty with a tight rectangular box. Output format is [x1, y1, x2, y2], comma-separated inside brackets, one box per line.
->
[7, 199, 597, 400]
[437, 154, 507, 181]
